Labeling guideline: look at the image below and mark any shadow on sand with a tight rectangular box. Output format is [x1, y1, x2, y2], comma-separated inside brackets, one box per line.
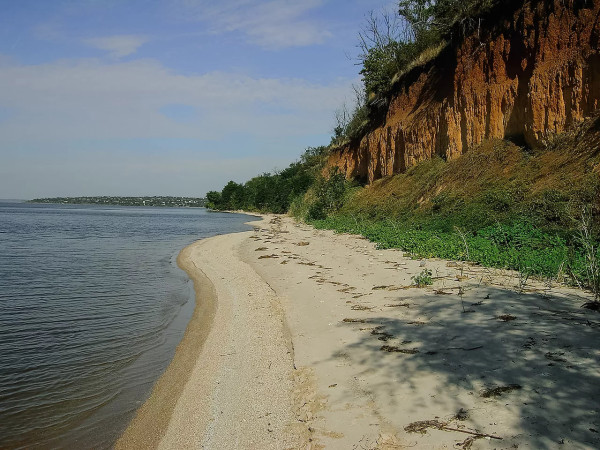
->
[335, 285, 600, 448]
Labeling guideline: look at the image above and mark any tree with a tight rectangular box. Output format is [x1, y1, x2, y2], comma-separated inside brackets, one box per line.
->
[220, 181, 246, 210]
[205, 191, 222, 209]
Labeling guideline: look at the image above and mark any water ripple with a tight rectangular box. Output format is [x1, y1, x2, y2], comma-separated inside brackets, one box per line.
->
[0, 203, 253, 449]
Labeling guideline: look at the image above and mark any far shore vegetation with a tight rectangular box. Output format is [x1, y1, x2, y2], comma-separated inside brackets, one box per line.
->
[29, 196, 207, 208]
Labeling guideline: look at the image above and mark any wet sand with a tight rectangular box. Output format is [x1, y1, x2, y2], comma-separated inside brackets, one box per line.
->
[118, 215, 600, 449]
[115, 241, 218, 449]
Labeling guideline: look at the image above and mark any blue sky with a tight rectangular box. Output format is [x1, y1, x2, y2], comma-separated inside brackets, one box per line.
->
[0, 0, 394, 198]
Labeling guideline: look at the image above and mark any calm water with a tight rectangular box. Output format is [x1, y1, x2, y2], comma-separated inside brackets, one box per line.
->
[0, 202, 254, 449]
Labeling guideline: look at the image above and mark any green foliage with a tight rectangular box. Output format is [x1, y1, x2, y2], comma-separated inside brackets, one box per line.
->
[428, 0, 500, 36]
[361, 41, 417, 98]
[220, 181, 246, 210]
[207, 146, 329, 214]
[335, 0, 503, 146]
[305, 168, 352, 221]
[205, 190, 222, 209]
[311, 216, 588, 284]
[412, 269, 433, 287]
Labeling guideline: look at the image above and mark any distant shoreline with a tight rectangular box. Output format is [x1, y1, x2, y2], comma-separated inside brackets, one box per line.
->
[27, 196, 207, 208]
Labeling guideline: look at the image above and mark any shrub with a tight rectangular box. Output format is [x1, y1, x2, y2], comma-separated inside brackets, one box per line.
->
[412, 269, 433, 287]
[306, 168, 351, 221]
[206, 146, 329, 214]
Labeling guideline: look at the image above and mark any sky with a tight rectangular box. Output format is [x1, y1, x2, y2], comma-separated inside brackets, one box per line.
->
[0, 0, 394, 199]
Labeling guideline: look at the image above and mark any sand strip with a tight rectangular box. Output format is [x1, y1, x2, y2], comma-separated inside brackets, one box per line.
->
[117, 226, 308, 449]
[118, 214, 600, 449]
[115, 241, 218, 449]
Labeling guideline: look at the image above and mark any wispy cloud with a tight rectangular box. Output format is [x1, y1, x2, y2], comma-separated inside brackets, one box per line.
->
[0, 56, 351, 142]
[178, 0, 331, 49]
[85, 35, 148, 58]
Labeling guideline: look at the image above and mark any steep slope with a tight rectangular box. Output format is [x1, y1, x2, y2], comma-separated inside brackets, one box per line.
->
[328, 0, 600, 183]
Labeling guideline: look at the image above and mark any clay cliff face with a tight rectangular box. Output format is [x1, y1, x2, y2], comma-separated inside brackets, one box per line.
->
[329, 0, 600, 184]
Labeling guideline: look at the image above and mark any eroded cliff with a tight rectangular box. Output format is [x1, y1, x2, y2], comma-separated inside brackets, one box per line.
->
[329, 0, 600, 184]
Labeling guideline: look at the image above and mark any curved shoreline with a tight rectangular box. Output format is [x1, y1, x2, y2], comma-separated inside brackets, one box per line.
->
[115, 215, 600, 449]
[114, 240, 217, 449]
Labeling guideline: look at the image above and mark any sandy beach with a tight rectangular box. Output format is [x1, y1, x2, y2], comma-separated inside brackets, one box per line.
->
[117, 215, 600, 449]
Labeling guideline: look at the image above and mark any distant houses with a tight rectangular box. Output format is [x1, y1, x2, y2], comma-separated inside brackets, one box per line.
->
[28, 196, 207, 208]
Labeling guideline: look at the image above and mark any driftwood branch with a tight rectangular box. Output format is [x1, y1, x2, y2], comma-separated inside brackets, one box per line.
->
[441, 425, 502, 440]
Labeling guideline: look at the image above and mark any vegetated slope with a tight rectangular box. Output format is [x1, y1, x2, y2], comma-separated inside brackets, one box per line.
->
[341, 113, 600, 228]
[328, 0, 600, 184]
[312, 114, 600, 290]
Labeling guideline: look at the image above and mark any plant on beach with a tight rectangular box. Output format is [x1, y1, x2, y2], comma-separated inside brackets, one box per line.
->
[573, 205, 600, 303]
[412, 269, 433, 287]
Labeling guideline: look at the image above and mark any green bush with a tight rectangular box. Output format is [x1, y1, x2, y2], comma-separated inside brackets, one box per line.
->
[305, 168, 351, 221]
[206, 146, 328, 213]
[412, 269, 433, 287]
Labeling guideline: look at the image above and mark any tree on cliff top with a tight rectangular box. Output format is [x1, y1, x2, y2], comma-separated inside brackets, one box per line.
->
[358, 0, 501, 99]
[399, 0, 500, 38]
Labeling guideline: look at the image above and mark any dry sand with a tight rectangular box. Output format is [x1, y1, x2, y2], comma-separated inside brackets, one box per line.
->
[118, 215, 600, 449]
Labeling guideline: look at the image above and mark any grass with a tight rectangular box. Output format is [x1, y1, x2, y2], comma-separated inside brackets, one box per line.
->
[304, 117, 600, 292]
[312, 216, 583, 281]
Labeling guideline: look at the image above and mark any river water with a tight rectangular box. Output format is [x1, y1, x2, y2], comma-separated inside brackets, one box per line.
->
[0, 202, 254, 448]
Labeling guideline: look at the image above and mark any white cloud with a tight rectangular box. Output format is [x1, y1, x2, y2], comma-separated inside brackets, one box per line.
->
[0, 55, 356, 197]
[178, 0, 331, 49]
[0, 57, 352, 144]
[85, 35, 148, 58]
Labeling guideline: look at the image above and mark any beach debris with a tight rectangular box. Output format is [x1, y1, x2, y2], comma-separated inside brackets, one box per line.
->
[405, 419, 502, 440]
[522, 337, 536, 349]
[497, 314, 517, 322]
[405, 419, 444, 434]
[338, 286, 356, 293]
[351, 304, 373, 311]
[371, 326, 393, 341]
[255, 247, 268, 251]
[456, 436, 479, 449]
[545, 351, 567, 363]
[258, 254, 279, 259]
[384, 302, 410, 308]
[480, 384, 522, 398]
[446, 345, 483, 351]
[435, 289, 452, 295]
[296, 241, 310, 246]
[582, 301, 600, 311]
[380, 345, 419, 354]
[454, 408, 469, 421]
[342, 318, 366, 323]
[372, 285, 406, 291]
[328, 383, 337, 388]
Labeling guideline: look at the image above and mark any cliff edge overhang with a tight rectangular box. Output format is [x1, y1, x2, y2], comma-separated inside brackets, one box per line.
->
[329, 0, 600, 184]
